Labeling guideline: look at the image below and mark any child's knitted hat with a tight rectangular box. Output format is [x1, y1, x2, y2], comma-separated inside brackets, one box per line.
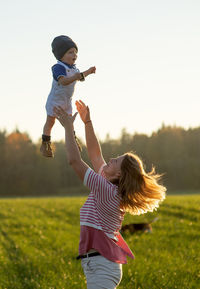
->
[51, 35, 78, 60]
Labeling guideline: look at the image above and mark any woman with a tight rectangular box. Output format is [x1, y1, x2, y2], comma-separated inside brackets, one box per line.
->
[54, 100, 166, 289]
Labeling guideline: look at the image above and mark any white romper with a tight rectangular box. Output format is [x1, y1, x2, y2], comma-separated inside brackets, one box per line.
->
[45, 61, 80, 116]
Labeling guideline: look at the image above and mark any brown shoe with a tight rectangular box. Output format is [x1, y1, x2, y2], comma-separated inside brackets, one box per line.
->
[40, 141, 54, 157]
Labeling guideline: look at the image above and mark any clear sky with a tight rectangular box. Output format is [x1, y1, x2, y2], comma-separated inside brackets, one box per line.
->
[0, 0, 200, 142]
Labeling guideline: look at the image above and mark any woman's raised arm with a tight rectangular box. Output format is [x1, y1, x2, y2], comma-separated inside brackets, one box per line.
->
[53, 106, 89, 182]
[76, 100, 105, 172]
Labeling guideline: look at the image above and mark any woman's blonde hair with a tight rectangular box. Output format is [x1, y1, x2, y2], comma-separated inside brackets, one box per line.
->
[119, 152, 166, 215]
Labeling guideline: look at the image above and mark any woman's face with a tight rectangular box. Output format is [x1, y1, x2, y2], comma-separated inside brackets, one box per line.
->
[103, 155, 125, 181]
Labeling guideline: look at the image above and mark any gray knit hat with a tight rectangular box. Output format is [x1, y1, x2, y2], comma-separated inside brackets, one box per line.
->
[51, 35, 78, 60]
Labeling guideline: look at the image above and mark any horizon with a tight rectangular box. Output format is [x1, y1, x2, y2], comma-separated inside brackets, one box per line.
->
[2, 121, 200, 144]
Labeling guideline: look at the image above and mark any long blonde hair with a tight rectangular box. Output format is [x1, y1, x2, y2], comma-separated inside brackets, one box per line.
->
[119, 152, 166, 215]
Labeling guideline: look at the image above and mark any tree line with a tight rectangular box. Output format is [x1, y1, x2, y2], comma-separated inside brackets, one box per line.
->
[0, 124, 200, 197]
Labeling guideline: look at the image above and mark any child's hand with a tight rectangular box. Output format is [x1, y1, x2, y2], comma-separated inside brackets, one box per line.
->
[75, 100, 91, 124]
[87, 66, 96, 75]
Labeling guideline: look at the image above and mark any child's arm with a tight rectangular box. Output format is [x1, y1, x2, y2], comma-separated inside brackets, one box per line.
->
[81, 66, 96, 78]
[58, 73, 81, 86]
[58, 66, 96, 86]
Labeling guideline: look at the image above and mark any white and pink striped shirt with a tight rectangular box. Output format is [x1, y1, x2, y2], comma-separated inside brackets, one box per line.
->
[81, 166, 125, 239]
[79, 165, 134, 263]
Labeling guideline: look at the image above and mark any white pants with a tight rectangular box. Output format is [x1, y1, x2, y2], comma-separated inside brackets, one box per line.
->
[81, 255, 122, 289]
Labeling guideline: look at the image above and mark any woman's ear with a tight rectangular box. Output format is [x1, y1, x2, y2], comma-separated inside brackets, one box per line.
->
[116, 171, 121, 179]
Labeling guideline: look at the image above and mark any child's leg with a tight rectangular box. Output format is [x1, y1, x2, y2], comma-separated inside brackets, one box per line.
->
[43, 115, 56, 136]
[40, 115, 55, 157]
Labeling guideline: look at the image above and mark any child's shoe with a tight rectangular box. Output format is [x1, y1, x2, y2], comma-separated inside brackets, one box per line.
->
[40, 141, 54, 157]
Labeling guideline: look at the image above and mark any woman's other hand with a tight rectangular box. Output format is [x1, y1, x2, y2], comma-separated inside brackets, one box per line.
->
[53, 106, 78, 127]
[75, 100, 91, 124]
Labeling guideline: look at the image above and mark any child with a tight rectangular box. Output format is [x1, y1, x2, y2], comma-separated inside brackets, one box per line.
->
[40, 35, 96, 157]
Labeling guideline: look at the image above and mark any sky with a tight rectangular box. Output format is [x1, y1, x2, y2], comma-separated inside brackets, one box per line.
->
[0, 0, 200, 143]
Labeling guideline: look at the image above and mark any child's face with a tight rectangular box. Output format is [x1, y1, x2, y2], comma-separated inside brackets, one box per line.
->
[61, 48, 77, 65]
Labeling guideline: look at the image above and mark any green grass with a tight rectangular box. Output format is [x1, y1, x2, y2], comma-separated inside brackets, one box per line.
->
[0, 195, 199, 289]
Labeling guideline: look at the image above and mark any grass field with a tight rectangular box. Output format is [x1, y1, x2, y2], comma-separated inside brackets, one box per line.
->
[0, 194, 199, 289]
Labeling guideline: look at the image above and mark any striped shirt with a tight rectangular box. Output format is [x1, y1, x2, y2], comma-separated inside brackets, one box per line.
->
[79, 165, 134, 263]
[81, 166, 125, 238]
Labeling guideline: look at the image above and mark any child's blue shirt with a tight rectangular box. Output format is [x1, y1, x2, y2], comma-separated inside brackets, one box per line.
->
[45, 61, 79, 116]
[52, 61, 77, 81]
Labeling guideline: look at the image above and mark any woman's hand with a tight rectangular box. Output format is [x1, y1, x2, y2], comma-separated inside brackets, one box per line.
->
[75, 100, 91, 124]
[53, 106, 78, 127]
